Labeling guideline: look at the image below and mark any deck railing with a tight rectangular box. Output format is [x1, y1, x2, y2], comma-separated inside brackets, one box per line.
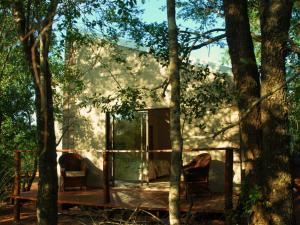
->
[12, 147, 237, 222]
[101, 147, 237, 212]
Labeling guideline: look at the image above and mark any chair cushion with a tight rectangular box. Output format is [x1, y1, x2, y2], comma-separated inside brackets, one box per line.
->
[65, 171, 85, 177]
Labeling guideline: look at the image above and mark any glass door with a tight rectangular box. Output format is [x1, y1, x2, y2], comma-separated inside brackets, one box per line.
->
[112, 112, 147, 182]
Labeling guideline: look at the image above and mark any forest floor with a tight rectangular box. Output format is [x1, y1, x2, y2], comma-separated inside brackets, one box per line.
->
[1, 192, 300, 224]
[0, 202, 225, 225]
[2, 170, 300, 225]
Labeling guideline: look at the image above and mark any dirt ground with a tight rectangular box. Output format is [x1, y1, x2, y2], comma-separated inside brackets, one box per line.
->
[0, 203, 88, 225]
[2, 192, 300, 224]
[3, 171, 300, 225]
[0, 202, 225, 225]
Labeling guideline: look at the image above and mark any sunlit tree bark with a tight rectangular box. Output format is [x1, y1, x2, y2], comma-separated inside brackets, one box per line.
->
[166, 0, 183, 225]
[260, 0, 294, 224]
[223, 0, 265, 224]
[224, 0, 295, 224]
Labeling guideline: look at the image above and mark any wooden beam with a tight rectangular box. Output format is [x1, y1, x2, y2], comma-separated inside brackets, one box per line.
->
[101, 147, 239, 153]
[103, 112, 111, 203]
[13, 150, 21, 223]
[56, 149, 85, 153]
[225, 148, 233, 224]
[16, 147, 239, 154]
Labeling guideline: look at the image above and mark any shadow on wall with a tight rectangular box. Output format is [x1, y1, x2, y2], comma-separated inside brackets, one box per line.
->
[209, 159, 238, 193]
[77, 42, 169, 109]
[85, 157, 103, 188]
[182, 106, 239, 149]
[62, 99, 105, 188]
[71, 114, 101, 151]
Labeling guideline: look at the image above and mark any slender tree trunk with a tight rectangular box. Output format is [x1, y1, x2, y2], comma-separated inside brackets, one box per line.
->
[223, 1, 265, 224]
[12, 1, 58, 224]
[36, 29, 58, 225]
[260, 0, 294, 224]
[166, 1, 183, 225]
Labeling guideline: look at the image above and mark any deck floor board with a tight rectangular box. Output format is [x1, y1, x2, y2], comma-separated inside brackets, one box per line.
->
[16, 185, 237, 213]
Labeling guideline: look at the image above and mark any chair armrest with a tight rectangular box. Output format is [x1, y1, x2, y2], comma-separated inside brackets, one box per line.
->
[60, 168, 66, 177]
[81, 161, 87, 175]
[183, 167, 200, 175]
[183, 165, 195, 172]
[65, 171, 85, 177]
[183, 167, 209, 181]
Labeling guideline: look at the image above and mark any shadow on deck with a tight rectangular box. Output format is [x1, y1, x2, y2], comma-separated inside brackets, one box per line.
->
[16, 184, 237, 214]
[11, 148, 237, 223]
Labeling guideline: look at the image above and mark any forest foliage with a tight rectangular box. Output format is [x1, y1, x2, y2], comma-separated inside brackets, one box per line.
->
[0, 0, 299, 224]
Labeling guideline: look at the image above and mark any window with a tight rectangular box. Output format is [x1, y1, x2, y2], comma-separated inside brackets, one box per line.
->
[108, 108, 171, 183]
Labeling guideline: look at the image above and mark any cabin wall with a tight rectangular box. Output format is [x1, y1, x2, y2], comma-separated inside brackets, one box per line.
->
[57, 42, 240, 192]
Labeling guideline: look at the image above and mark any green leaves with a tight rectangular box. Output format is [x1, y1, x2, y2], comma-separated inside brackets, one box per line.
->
[240, 184, 262, 217]
[0, 9, 37, 191]
[81, 87, 146, 120]
[180, 64, 234, 127]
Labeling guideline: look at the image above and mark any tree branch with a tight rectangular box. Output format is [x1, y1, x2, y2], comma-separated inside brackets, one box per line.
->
[12, 1, 27, 38]
[190, 33, 226, 50]
[140, 78, 170, 97]
[0, 46, 13, 80]
[180, 28, 225, 36]
[56, 121, 75, 147]
[212, 70, 300, 138]
[288, 38, 300, 55]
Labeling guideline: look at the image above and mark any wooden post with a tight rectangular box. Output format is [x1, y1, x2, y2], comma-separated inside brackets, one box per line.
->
[111, 116, 115, 187]
[145, 113, 149, 186]
[225, 148, 233, 224]
[104, 112, 111, 203]
[13, 150, 21, 223]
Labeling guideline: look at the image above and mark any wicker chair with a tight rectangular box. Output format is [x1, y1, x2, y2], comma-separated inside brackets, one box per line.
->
[183, 153, 211, 199]
[58, 153, 87, 191]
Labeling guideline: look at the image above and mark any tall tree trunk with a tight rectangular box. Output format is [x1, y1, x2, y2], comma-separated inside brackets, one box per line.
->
[223, 1, 265, 224]
[260, 0, 294, 224]
[36, 29, 58, 225]
[12, 1, 59, 224]
[166, 1, 183, 225]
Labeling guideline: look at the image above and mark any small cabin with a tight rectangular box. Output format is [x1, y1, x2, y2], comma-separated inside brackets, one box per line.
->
[55, 40, 241, 193]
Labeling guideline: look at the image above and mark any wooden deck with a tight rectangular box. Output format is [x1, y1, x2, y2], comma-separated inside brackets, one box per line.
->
[15, 185, 237, 213]
[11, 149, 237, 223]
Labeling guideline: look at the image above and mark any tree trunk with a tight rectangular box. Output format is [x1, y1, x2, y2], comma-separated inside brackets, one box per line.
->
[25, 153, 37, 191]
[12, 1, 59, 224]
[36, 30, 58, 225]
[260, 0, 294, 224]
[223, 0, 265, 223]
[166, 1, 183, 225]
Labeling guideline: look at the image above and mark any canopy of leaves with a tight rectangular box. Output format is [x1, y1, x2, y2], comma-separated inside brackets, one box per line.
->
[0, 7, 36, 200]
